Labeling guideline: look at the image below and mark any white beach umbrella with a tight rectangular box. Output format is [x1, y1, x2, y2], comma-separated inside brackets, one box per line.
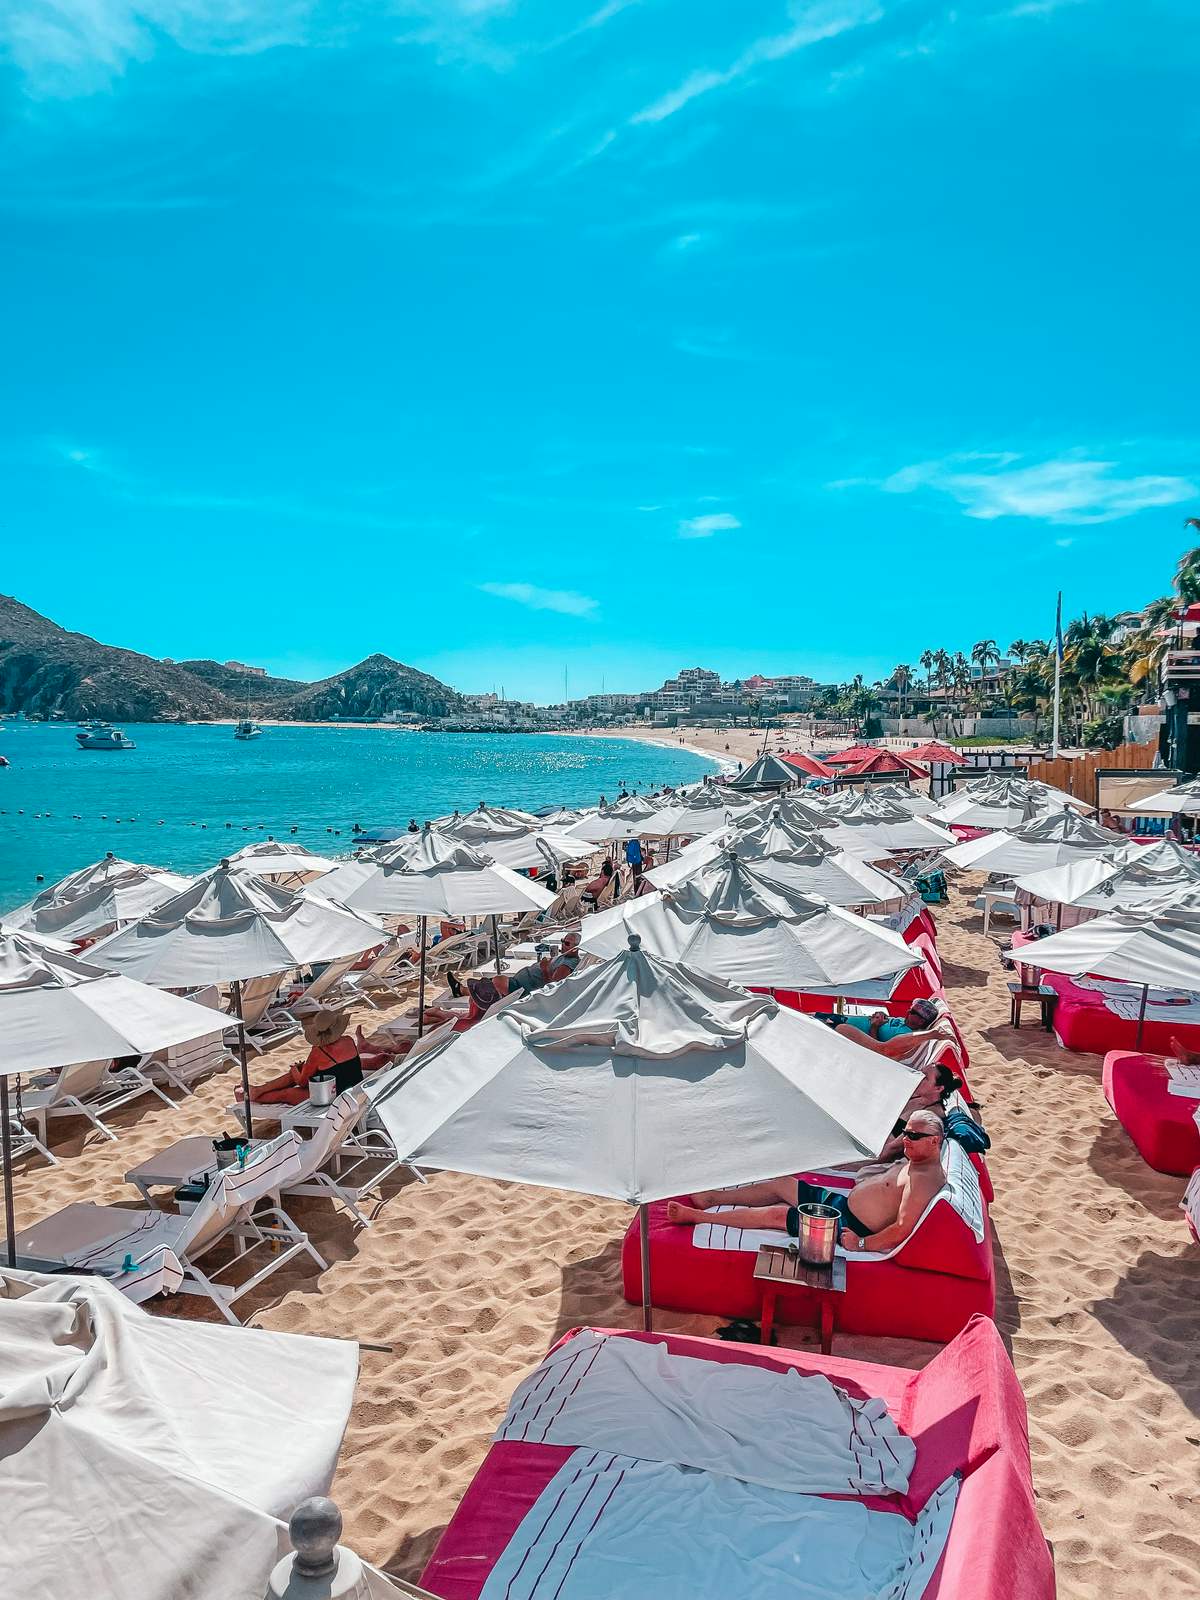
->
[88, 865, 384, 1138]
[223, 839, 338, 881]
[1010, 898, 1200, 1042]
[7, 853, 192, 933]
[724, 751, 800, 792]
[432, 802, 540, 829]
[368, 938, 919, 1326]
[863, 783, 943, 818]
[436, 808, 593, 871]
[0, 1268, 359, 1595]
[320, 826, 556, 1031]
[944, 809, 1122, 875]
[536, 806, 585, 826]
[819, 795, 956, 858]
[0, 922, 74, 955]
[580, 852, 921, 995]
[1128, 777, 1200, 815]
[566, 798, 663, 843]
[8, 869, 199, 947]
[0, 935, 229, 1263]
[1014, 839, 1200, 915]
[648, 812, 907, 906]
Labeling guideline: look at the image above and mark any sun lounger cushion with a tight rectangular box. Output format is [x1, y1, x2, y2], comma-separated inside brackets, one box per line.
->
[1101, 1050, 1200, 1175]
[419, 1319, 1053, 1600]
[621, 1142, 994, 1343]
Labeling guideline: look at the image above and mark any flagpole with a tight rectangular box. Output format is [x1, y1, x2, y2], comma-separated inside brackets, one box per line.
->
[1051, 590, 1063, 758]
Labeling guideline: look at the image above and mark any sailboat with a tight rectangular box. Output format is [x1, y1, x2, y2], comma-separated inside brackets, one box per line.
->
[233, 679, 263, 741]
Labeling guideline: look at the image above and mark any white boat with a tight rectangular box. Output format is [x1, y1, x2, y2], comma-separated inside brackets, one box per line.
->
[234, 718, 263, 740]
[77, 727, 136, 750]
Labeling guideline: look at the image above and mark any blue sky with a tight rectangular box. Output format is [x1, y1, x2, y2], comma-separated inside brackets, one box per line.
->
[2, 0, 1198, 702]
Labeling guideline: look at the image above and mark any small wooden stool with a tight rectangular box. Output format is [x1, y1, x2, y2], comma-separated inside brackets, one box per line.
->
[1008, 980, 1057, 1030]
[754, 1244, 848, 1352]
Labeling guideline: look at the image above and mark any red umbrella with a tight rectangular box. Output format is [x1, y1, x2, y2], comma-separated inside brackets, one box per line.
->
[778, 750, 835, 779]
[905, 740, 961, 763]
[844, 749, 929, 778]
[824, 743, 881, 766]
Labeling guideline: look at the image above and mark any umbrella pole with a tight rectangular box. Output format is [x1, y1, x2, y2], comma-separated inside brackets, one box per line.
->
[2, 1076, 16, 1267]
[1135, 982, 1149, 1048]
[417, 916, 428, 1039]
[639, 1203, 654, 1332]
[491, 913, 501, 975]
[232, 979, 255, 1145]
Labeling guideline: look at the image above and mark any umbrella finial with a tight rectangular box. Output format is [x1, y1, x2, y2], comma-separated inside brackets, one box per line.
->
[219, 857, 231, 868]
[627, 933, 642, 951]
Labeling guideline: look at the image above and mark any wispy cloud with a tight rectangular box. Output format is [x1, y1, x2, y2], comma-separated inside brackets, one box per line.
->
[4, 0, 317, 97]
[630, 1, 882, 125]
[879, 452, 1198, 525]
[678, 512, 741, 539]
[673, 326, 754, 361]
[478, 582, 600, 617]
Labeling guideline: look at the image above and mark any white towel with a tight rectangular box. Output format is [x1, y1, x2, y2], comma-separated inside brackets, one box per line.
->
[1165, 1062, 1200, 1099]
[496, 1330, 914, 1496]
[480, 1447, 959, 1600]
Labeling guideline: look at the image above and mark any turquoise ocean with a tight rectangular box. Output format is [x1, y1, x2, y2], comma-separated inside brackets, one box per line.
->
[0, 722, 716, 912]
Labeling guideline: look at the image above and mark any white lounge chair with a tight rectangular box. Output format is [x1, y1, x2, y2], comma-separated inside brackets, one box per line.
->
[19, 1057, 176, 1146]
[230, 972, 298, 1055]
[6, 1132, 324, 1325]
[278, 1085, 403, 1227]
[143, 1031, 235, 1096]
[263, 953, 364, 1027]
[0, 1109, 60, 1170]
[333, 940, 420, 1009]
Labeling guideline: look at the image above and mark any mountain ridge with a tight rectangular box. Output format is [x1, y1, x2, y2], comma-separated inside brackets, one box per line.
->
[0, 595, 466, 723]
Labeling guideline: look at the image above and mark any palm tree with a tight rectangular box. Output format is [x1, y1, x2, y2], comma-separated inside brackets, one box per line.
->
[1175, 533, 1200, 603]
[893, 663, 912, 722]
[1009, 639, 1031, 665]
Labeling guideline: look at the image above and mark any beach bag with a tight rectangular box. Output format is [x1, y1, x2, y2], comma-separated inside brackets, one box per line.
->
[944, 1106, 990, 1153]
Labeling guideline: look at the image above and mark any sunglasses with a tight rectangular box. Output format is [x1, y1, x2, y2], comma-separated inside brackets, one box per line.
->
[900, 1128, 937, 1141]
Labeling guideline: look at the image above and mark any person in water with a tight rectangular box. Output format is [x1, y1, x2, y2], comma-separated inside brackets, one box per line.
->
[665, 1109, 947, 1255]
[238, 1007, 391, 1105]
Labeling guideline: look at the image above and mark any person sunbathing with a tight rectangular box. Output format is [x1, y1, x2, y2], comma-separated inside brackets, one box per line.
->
[813, 998, 952, 1060]
[665, 1109, 947, 1256]
[1169, 1035, 1200, 1066]
[237, 1008, 391, 1105]
[445, 932, 582, 1021]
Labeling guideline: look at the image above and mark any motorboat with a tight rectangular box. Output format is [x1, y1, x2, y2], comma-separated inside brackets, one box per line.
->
[77, 727, 136, 750]
[234, 718, 263, 740]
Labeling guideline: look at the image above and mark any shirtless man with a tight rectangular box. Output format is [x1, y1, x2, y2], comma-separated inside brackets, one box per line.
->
[665, 1109, 947, 1256]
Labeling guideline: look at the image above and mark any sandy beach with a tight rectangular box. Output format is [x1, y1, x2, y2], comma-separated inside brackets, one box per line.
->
[6, 875, 1199, 1597]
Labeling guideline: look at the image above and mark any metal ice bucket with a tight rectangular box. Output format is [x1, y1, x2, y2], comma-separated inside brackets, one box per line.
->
[309, 1074, 336, 1107]
[794, 1203, 840, 1266]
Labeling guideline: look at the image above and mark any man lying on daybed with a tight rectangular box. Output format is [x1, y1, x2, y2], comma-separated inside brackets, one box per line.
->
[812, 996, 948, 1058]
[665, 1109, 947, 1257]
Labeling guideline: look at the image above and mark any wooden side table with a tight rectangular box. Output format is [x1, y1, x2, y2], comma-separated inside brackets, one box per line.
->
[754, 1245, 848, 1353]
[1007, 980, 1057, 1031]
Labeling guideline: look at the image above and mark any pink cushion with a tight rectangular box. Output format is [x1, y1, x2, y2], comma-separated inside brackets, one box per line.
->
[419, 1321, 1053, 1600]
[1102, 1050, 1200, 1175]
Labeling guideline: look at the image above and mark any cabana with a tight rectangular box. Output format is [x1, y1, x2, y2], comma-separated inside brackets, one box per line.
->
[839, 749, 929, 782]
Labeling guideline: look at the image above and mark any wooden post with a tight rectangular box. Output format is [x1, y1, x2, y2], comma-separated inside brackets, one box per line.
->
[232, 979, 255, 1145]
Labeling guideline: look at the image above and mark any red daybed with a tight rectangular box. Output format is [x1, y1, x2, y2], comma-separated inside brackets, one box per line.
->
[621, 1139, 994, 1344]
[419, 1318, 1053, 1600]
[1041, 972, 1200, 1056]
[1102, 1051, 1200, 1175]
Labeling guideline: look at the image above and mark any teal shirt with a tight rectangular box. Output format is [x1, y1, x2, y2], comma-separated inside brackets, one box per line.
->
[840, 1016, 911, 1042]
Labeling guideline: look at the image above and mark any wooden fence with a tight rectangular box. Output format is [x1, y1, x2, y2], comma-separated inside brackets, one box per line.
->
[1024, 739, 1160, 803]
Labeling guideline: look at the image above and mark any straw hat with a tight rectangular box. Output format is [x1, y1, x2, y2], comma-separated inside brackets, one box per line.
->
[302, 1007, 351, 1046]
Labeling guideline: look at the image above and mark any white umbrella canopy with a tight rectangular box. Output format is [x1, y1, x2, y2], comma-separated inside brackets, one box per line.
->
[1014, 839, 1200, 913]
[819, 795, 956, 858]
[0, 922, 74, 955]
[1010, 899, 1200, 1003]
[435, 809, 593, 871]
[87, 863, 384, 988]
[863, 783, 942, 818]
[318, 827, 557, 918]
[432, 802, 540, 828]
[945, 809, 1123, 876]
[7, 854, 193, 933]
[566, 799, 663, 843]
[646, 812, 906, 906]
[0, 935, 235, 1076]
[8, 868, 203, 947]
[223, 839, 338, 880]
[580, 852, 921, 994]
[1128, 777, 1200, 815]
[368, 939, 919, 1207]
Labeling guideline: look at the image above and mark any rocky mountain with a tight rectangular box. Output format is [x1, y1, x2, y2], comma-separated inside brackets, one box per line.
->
[0, 596, 465, 723]
[284, 653, 467, 721]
